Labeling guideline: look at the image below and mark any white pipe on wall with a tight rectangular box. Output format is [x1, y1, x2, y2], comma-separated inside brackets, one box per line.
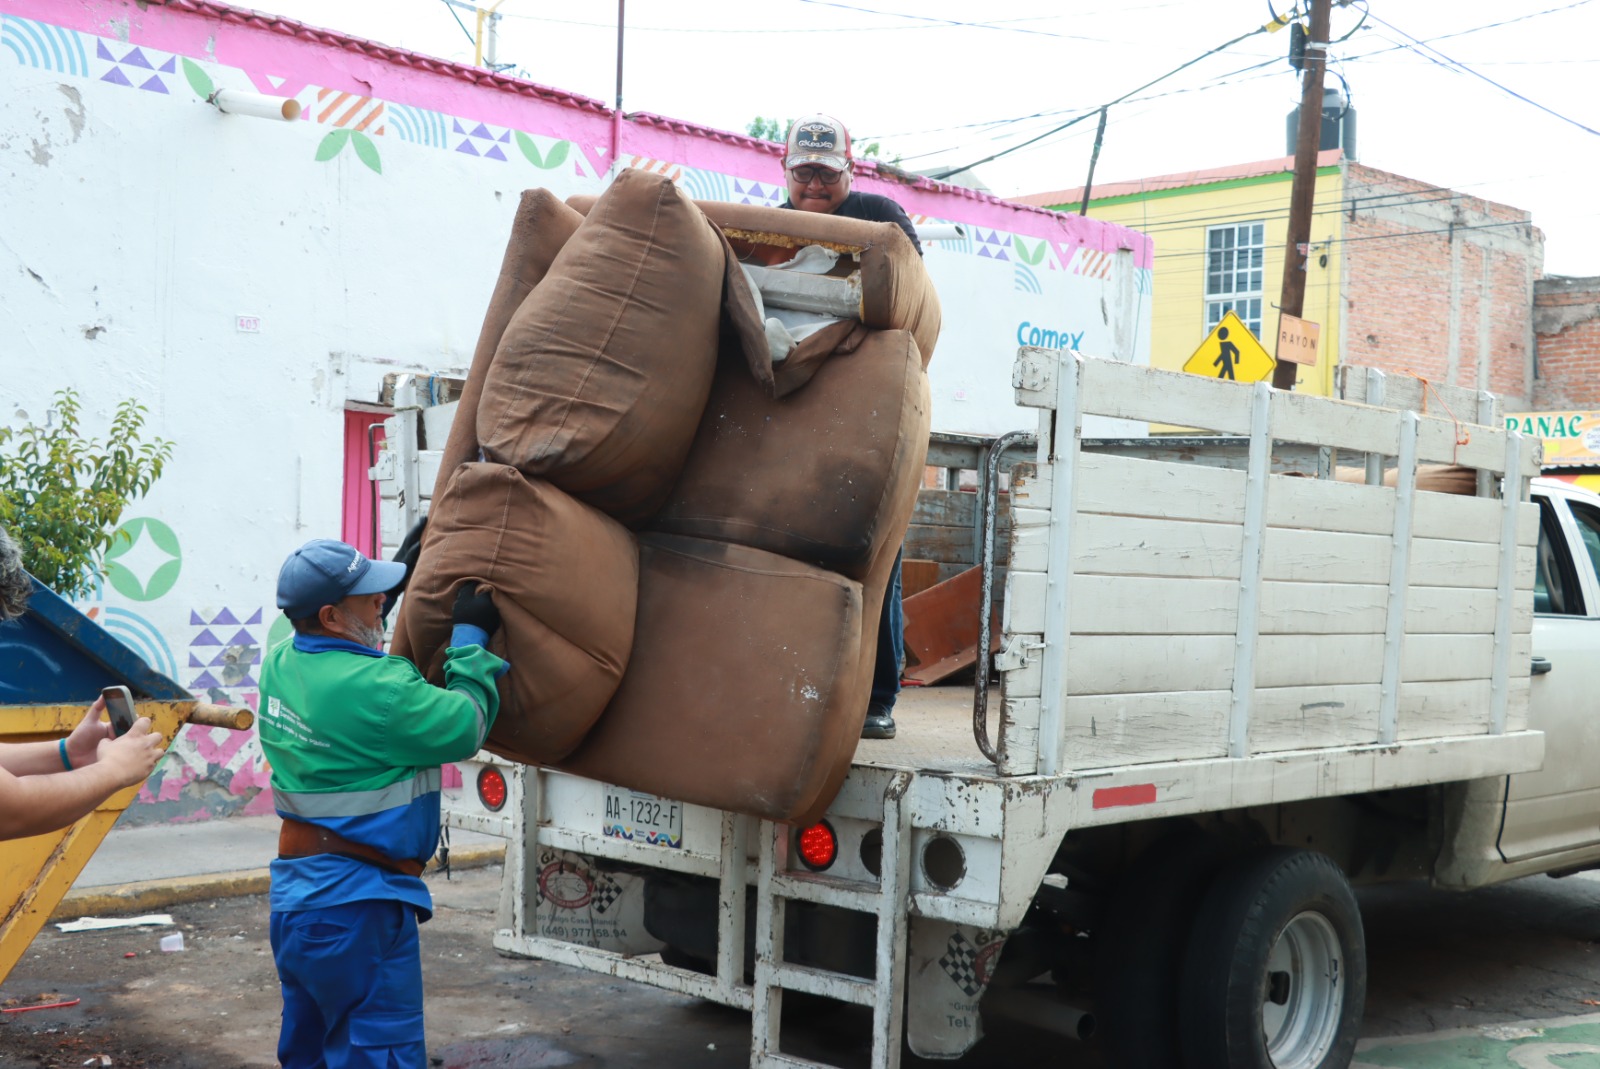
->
[210, 89, 301, 121]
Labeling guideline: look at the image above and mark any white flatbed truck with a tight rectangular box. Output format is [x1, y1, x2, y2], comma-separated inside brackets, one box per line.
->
[379, 350, 1600, 1069]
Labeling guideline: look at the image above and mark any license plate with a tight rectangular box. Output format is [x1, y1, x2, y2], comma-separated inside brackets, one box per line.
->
[602, 787, 683, 849]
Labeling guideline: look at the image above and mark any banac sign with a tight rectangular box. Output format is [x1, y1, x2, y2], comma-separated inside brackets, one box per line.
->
[1506, 412, 1588, 439]
[1016, 322, 1085, 350]
[1505, 410, 1600, 466]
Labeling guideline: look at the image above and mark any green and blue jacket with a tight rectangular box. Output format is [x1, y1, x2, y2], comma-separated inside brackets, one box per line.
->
[258, 633, 504, 919]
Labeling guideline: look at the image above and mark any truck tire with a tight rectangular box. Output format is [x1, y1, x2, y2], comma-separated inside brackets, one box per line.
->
[1178, 847, 1365, 1069]
[1093, 833, 1230, 1068]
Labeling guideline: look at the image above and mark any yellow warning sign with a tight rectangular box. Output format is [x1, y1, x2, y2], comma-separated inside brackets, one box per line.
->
[1182, 311, 1276, 383]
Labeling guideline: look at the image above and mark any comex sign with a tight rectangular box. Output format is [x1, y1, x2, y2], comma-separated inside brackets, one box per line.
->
[1016, 322, 1085, 350]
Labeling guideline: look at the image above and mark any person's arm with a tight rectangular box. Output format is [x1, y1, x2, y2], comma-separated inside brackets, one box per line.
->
[0, 718, 164, 841]
[385, 584, 507, 767]
[0, 699, 116, 777]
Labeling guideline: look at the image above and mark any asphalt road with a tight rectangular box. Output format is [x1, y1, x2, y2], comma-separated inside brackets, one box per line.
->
[3, 866, 1599, 1069]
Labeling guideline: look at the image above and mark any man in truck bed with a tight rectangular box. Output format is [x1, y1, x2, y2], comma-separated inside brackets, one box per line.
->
[779, 112, 919, 741]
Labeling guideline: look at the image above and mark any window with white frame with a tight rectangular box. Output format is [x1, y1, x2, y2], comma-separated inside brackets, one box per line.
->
[1205, 221, 1265, 338]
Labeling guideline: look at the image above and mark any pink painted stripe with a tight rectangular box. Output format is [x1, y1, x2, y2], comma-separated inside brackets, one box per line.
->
[1092, 784, 1158, 810]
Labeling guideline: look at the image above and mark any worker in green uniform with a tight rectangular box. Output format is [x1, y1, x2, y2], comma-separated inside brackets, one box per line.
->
[259, 537, 506, 1069]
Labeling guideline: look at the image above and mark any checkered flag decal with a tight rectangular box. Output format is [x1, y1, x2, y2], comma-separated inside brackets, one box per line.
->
[589, 872, 622, 915]
[938, 932, 983, 997]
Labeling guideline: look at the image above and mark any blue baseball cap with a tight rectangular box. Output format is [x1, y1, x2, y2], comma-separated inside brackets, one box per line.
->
[276, 538, 407, 621]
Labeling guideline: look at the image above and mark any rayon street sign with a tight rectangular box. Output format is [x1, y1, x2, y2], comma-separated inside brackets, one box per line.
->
[1276, 312, 1321, 366]
[1183, 311, 1275, 383]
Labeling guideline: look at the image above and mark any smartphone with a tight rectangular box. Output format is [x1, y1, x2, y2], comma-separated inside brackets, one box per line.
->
[100, 685, 136, 737]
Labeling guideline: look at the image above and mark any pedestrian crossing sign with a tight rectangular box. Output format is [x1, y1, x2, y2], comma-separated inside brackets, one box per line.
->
[1182, 311, 1276, 383]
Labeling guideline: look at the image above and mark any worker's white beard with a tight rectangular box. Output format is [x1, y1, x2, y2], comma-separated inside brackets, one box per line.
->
[344, 617, 386, 651]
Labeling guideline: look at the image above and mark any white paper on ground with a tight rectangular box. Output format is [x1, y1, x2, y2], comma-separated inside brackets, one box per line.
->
[55, 914, 175, 933]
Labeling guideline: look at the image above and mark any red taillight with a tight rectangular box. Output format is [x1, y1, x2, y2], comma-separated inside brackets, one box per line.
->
[796, 821, 837, 870]
[477, 767, 508, 812]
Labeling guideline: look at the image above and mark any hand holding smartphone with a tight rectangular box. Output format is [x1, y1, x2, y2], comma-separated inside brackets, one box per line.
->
[100, 685, 137, 737]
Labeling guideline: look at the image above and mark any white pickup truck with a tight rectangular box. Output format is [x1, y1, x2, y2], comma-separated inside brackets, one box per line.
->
[377, 351, 1600, 1069]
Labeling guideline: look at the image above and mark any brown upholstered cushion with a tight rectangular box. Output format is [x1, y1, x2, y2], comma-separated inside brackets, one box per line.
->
[430, 189, 584, 505]
[478, 169, 727, 524]
[652, 329, 928, 582]
[395, 463, 638, 764]
[558, 533, 864, 823]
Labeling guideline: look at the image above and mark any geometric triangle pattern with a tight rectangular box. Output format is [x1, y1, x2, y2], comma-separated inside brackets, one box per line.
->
[452, 116, 510, 162]
[93, 38, 176, 94]
[974, 229, 1011, 262]
[731, 178, 785, 207]
[188, 608, 263, 699]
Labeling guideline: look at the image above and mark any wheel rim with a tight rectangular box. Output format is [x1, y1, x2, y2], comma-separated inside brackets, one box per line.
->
[1262, 910, 1344, 1068]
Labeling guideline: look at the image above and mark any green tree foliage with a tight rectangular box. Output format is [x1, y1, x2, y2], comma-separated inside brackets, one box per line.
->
[746, 116, 789, 142]
[0, 390, 173, 598]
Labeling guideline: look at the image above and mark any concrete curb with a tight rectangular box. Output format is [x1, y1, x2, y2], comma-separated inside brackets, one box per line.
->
[52, 843, 506, 919]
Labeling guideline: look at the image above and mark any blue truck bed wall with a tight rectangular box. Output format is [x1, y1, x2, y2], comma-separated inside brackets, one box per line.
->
[0, 577, 189, 706]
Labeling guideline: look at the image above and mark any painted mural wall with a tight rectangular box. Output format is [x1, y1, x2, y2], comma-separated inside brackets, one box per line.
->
[0, 0, 1151, 823]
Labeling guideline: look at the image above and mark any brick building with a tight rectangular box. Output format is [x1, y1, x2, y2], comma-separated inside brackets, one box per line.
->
[1532, 276, 1600, 410]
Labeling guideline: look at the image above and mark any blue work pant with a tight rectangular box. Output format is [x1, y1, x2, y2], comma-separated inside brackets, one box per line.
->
[870, 548, 905, 710]
[270, 900, 425, 1069]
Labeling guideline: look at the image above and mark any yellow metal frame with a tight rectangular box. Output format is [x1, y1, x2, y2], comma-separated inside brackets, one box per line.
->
[0, 700, 197, 985]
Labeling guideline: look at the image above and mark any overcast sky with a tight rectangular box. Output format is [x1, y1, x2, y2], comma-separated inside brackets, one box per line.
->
[251, 0, 1600, 276]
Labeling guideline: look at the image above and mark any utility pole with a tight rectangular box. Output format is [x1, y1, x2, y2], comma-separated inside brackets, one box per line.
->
[1271, 0, 1332, 391]
[473, 1, 506, 69]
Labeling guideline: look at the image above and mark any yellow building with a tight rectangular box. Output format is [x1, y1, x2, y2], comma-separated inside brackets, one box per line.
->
[1018, 149, 1543, 406]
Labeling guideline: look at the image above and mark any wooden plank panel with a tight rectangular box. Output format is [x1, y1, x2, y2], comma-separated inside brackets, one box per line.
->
[1070, 514, 1244, 580]
[905, 525, 993, 566]
[1254, 635, 1385, 688]
[1066, 634, 1234, 695]
[1505, 675, 1531, 733]
[1245, 683, 1383, 753]
[1015, 577, 1520, 639]
[1004, 571, 1046, 636]
[1409, 539, 1504, 589]
[1265, 475, 1394, 535]
[1414, 417, 1510, 472]
[1059, 690, 1231, 768]
[1007, 517, 1050, 573]
[1403, 586, 1516, 636]
[1338, 366, 1495, 425]
[1393, 678, 1493, 740]
[1411, 492, 1538, 545]
[1257, 582, 1386, 635]
[1261, 527, 1389, 585]
[1269, 391, 1402, 457]
[1078, 358, 1254, 434]
[1400, 633, 1497, 683]
[1075, 452, 1247, 524]
[1068, 575, 1239, 635]
[912, 490, 983, 529]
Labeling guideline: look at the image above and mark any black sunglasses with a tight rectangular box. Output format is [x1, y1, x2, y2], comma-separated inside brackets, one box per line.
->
[789, 165, 845, 185]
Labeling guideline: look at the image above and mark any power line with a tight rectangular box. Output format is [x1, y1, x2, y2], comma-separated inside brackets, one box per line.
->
[792, 0, 1105, 40]
[1362, 10, 1600, 139]
[927, 20, 1278, 180]
[912, 0, 1595, 185]
[435, 0, 476, 48]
